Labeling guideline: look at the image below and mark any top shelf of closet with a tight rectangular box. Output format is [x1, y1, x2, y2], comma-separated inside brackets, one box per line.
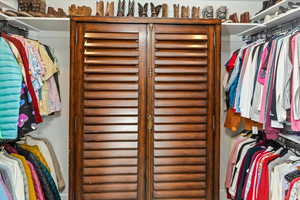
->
[0, 13, 40, 31]
[2, 16, 256, 34]
[15, 17, 70, 31]
[222, 23, 261, 35]
[251, 0, 300, 22]
[239, 6, 300, 36]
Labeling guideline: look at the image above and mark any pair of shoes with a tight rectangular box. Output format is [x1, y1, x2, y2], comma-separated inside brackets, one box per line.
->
[68, 4, 92, 17]
[47, 7, 67, 17]
[228, 12, 250, 23]
[229, 13, 239, 23]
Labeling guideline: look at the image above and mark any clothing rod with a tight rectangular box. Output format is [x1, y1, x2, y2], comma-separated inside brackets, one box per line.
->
[277, 134, 300, 154]
[0, 20, 28, 37]
[242, 18, 300, 41]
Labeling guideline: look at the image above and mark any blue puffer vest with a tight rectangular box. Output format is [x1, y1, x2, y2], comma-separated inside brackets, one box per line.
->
[0, 37, 22, 139]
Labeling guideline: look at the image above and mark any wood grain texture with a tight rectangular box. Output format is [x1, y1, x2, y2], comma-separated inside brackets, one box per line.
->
[150, 24, 216, 200]
[71, 23, 147, 200]
[70, 18, 221, 200]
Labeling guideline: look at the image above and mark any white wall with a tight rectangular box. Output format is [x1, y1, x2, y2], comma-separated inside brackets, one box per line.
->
[29, 31, 70, 200]
[220, 35, 244, 199]
[25, 1, 260, 200]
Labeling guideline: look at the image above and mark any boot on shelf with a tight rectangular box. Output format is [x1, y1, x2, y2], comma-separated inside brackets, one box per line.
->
[240, 12, 250, 23]
[47, 7, 57, 17]
[173, 4, 179, 18]
[117, 0, 125, 16]
[96, 0, 104, 16]
[192, 6, 200, 18]
[127, 0, 135, 17]
[181, 6, 190, 18]
[105, 1, 115, 16]
[229, 13, 239, 23]
[162, 4, 168, 17]
[57, 8, 67, 17]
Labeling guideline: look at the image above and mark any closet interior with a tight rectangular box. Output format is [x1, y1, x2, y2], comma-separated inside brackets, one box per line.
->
[0, 0, 299, 200]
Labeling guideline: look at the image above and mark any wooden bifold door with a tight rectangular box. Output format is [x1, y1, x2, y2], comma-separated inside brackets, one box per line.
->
[70, 18, 221, 200]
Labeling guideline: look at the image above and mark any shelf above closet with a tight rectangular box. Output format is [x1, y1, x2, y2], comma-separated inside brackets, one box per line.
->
[0, 13, 40, 31]
[251, 0, 299, 22]
[239, 6, 300, 36]
[15, 17, 70, 31]
[221, 23, 261, 35]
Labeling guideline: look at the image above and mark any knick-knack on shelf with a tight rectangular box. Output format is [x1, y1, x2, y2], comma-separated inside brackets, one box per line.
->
[202, 6, 214, 19]
[216, 6, 228, 20]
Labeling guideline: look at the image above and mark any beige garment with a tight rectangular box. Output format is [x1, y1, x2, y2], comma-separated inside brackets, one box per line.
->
[20, 136, 58, 187]
[29, 136, 66, 192]
[38, 44, 58, 81]
[36, 42, 59, 116]
[38, 81, 49, 116]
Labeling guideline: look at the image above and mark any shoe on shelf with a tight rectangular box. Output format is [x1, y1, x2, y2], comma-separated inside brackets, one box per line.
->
[229, 13, 239, 23]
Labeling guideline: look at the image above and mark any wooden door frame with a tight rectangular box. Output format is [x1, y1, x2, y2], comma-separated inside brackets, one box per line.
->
[69, 20, 85, 200]
[213, 24, 221, 200]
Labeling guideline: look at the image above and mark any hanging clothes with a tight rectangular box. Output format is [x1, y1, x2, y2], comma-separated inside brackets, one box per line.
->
[224, 31, 300, 138]
[226, 134, 300, 200]
[0, 136, 64, 200]
[0, 32, 62, 140]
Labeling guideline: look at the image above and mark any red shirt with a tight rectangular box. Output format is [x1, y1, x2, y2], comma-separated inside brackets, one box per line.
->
[257, 154, 279, 200]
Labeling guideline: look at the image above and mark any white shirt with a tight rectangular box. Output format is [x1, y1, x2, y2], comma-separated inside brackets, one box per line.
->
[0, 153, 25, 200]
[292, 34, 300, 120]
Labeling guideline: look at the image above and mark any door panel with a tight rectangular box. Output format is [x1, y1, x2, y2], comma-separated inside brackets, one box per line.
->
[147, 24, 215, 200]
[72, 23, 147, 200]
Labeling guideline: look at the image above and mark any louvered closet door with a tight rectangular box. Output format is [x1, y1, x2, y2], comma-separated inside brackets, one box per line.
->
[147, 24, 216, 200]
[72, 23, 147, 200]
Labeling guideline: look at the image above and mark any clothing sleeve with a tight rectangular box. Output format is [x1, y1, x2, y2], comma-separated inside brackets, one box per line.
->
[293, 36, 300, 120]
